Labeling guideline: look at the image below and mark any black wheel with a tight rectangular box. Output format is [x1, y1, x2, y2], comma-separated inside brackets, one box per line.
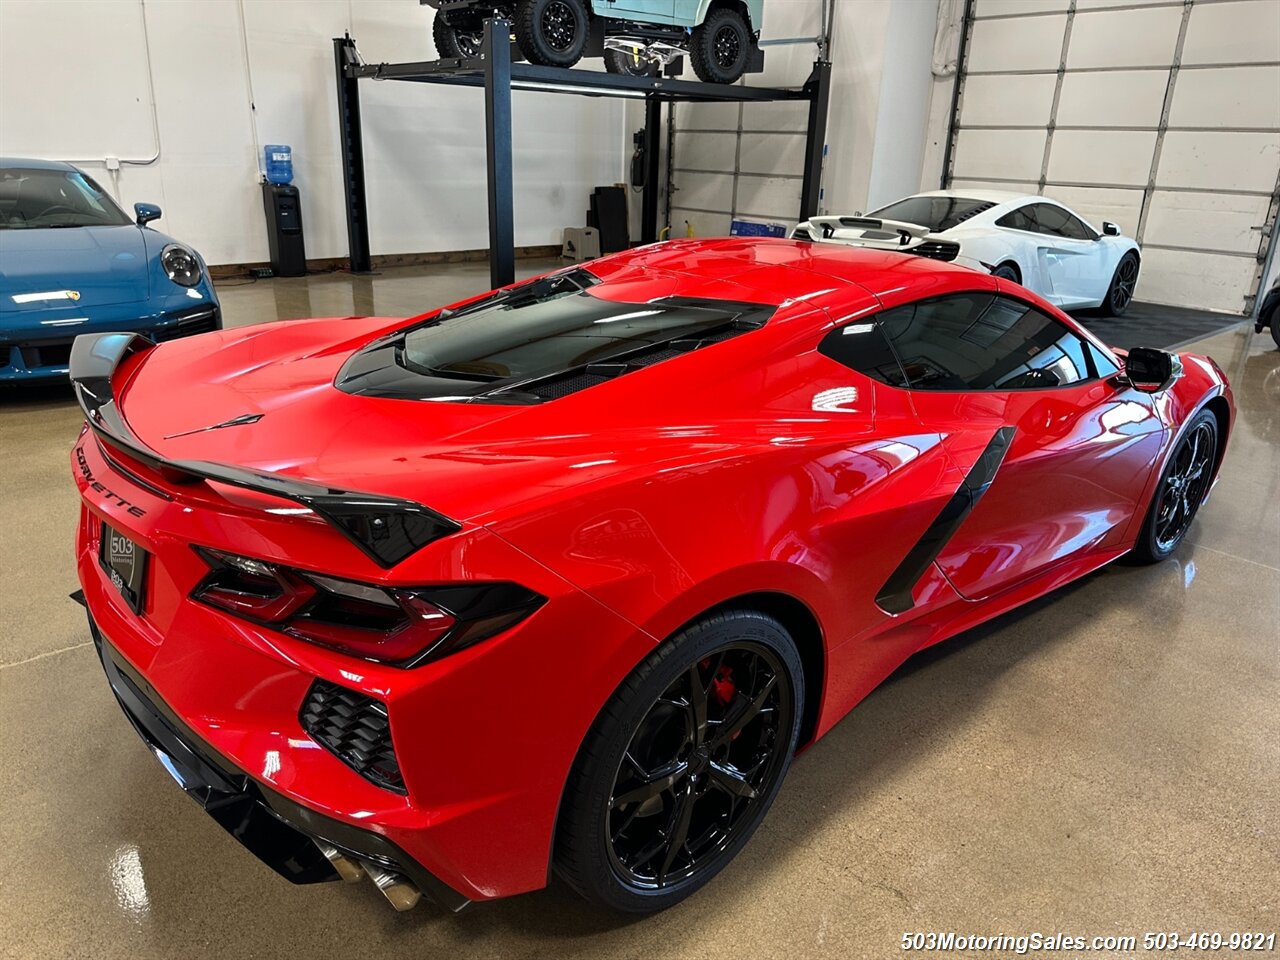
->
[515, 0, 589, 68]
[1131, 410, 1218, 563]
[690, 8, 751, 84]
[1102, 252, 1140, 316]
[991, 262, 1020, 283]
[555, 609, 802, 912]
[432, 15, 484, 59]
[1265, 302, 1280, 350]
[604, 47, 654, 77]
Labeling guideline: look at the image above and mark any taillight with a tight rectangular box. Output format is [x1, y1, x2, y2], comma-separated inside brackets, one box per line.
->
[191, 547, 543, 667]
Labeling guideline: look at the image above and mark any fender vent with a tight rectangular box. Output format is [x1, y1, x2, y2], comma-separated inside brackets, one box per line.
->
[300, 681, 405, 794]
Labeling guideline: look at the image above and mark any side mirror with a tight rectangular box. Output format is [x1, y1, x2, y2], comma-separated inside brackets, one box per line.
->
[1102, 221, 1121, 237]
[1123, 347, 1181, 393]
[134, 202, 162, 226]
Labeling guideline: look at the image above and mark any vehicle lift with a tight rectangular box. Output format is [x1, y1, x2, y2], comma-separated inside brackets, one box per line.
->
[334, 19, 831, 289]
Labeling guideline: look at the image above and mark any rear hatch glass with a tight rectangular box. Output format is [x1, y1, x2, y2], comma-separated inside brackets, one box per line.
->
[865, 196, 996, 233]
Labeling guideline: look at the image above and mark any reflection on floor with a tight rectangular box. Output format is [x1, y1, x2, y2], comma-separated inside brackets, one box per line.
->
[1, 262, 1276, 959]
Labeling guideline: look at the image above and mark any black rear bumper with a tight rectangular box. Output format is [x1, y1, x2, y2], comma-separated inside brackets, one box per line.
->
[87, 614, 469, 912]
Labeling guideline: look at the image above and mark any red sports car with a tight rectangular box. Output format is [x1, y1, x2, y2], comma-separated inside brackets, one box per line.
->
[71, 239, 1232, 914]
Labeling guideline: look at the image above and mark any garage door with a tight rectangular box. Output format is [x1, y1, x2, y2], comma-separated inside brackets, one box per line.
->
[669, 98, 811, 237]
[945, 0, 1280, 314]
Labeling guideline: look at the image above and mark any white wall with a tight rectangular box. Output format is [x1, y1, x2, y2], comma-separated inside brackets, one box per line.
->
[865, 0, 940, 210]
[0, 0, 626, 266]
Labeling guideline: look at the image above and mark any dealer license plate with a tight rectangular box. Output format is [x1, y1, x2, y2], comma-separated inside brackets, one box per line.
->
[100, 522, 147, 614]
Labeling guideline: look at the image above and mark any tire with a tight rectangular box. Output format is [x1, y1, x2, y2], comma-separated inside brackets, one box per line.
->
[690, 8, 751, 84]
[1265, 302, 1280, 350]
[515, 0, 589, 68]
[555, 609, 803, 912]
[604, 47, 654, 77]
[991, 262, 1020, 283]
[1101, 252, 1140, 317]
[1130, 409, 1218, 564]
[432, 14, 485, 59]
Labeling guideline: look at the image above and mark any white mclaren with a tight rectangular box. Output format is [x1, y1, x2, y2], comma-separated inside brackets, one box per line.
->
[792, 189, 1142, 315]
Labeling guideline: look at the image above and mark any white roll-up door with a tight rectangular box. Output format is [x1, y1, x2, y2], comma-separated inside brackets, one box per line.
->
[946, 0, 1280, 313]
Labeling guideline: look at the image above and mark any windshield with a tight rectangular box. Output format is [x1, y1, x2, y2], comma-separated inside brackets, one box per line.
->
[402, 273, 743, 383]
[867, 195, 995, 233]
[0, 167, 132, 229]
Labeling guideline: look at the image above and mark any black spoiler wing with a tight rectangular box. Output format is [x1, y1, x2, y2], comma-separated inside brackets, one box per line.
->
[70, 332, 460, 567]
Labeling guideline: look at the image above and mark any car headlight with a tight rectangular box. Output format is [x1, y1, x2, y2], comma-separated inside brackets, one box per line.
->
[161, 244, 202, 287]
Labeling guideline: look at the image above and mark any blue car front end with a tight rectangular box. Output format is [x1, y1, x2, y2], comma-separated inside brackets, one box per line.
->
[0, 159, 221, 383]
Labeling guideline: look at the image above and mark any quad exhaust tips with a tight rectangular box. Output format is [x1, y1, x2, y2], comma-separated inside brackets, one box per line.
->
[316, 843, 422, 911]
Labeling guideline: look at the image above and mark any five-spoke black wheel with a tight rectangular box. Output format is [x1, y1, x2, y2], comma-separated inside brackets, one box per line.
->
[1103, 252, 1140, 316]
[556, 610, 802, 912]
[1133, 410, 1219, 563]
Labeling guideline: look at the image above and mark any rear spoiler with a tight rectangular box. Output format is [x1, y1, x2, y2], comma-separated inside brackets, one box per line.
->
[791, 216, 933, 246]
[70, 332, 460, 568]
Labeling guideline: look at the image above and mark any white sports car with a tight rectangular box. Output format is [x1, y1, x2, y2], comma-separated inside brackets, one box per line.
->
[792, 189, 1142, 315]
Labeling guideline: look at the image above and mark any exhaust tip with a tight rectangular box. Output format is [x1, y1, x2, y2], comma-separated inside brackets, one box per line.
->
[363, 864, 422, 912]
[316, 843, 365, 884]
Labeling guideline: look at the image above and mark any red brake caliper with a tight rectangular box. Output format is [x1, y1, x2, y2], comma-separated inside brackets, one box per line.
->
[709, 663, 739, 740]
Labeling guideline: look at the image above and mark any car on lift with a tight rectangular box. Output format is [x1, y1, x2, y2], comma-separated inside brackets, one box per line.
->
[72, 238, 1232, 914]
[423, 0, 765, 84]
[793, 189, 1143, 316]
[0, 158, 220, 383]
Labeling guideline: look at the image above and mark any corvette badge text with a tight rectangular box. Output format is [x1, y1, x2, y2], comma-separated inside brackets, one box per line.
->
[75, 445, 146, 518]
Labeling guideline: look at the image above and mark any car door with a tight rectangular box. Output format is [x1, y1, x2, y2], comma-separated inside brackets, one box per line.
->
[598, 0, 677, 22]
[873, 291, 1168, 600]
[1026, 203, 1104, 308]
[994, 204, 1069, 305]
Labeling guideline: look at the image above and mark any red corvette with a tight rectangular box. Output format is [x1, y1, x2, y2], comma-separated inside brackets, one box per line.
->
[71, 238, 1232, 914]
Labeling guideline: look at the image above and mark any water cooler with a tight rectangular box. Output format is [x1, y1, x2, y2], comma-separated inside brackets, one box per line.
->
[262, 145, 306, 277]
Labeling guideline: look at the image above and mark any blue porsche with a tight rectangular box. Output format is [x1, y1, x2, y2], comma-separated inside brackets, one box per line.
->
[0, 158, 221, 382]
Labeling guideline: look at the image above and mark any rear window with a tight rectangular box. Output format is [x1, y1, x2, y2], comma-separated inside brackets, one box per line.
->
[402, 272, 743, 382]
[865, 195, 995, 233]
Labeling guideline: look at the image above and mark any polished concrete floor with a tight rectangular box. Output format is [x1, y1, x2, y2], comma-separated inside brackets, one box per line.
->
[2, 262, 1277, 959]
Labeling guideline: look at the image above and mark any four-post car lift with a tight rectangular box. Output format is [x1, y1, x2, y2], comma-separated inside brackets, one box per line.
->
[334, 20, 831, 289]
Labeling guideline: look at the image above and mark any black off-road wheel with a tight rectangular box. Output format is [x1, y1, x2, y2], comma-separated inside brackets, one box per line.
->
[515, 0, 589, 68]
[1102, 252, 1140, 316]
[690, 8, 751, 84]
[605, 47, 655, 77]
[432, 15, 485, 59]
[1131, 409, 1218, 563]
[555, 609, 803, 912]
